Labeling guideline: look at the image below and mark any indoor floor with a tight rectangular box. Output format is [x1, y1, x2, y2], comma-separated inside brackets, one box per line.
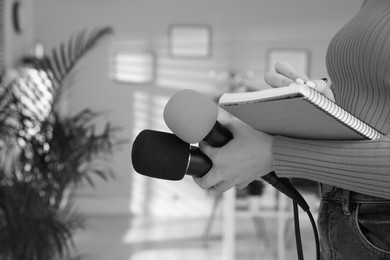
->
[73, 212, 318, 260]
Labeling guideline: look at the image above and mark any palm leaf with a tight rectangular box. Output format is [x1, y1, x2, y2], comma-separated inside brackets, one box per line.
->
[0, 26, 122, 260]
[0, 183, 84, 260]
[29, 26, 113, 107]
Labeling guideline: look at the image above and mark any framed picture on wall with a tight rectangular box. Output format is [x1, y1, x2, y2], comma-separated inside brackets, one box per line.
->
[168, 25, 212, 58]
[266, 49, 310, 77]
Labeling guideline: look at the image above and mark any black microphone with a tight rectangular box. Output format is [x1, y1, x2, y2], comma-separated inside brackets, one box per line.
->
[164, 89, 309, 211]
[131, 129, 212, 180]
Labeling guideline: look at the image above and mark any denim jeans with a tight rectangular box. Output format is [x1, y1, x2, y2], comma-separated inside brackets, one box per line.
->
[318, 185, 390, 260]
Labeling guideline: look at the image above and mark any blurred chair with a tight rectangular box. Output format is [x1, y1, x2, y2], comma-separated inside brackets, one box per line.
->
[202, 180, 270, 247]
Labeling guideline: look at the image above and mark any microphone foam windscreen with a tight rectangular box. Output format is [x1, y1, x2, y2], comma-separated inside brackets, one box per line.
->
[131, 129, 190, 181]
[163, 89, 218, 143]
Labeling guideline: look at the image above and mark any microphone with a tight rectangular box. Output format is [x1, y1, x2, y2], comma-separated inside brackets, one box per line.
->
[131, 129, 212, 180]
[163, 89, 309, 211]
[163, 89, 232, 146]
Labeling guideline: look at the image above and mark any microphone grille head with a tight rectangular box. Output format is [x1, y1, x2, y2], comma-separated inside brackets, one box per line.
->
[163, 89, 218, 143]
[131, 130, 190, 181]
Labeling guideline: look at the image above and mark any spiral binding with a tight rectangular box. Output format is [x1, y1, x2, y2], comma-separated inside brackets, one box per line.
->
[303, 87, 383, 140]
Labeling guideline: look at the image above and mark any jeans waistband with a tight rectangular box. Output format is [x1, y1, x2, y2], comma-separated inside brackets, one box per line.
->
[321, 185, 390, 204]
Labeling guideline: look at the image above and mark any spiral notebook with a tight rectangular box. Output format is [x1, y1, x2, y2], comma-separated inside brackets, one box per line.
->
[219, 84, 384, 140]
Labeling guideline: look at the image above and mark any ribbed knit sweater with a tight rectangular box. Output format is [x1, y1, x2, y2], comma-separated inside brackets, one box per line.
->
[273, 0, 390, 199]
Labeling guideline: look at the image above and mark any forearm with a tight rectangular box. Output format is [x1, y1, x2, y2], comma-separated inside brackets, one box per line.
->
[273, 135, 390, 199]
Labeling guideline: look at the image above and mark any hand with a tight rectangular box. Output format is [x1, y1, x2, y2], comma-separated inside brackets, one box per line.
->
[193, 115, 274, 193]
[265, 61, 335, 101]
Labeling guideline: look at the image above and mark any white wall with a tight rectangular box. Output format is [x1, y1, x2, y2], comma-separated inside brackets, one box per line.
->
[33, 0, 363, 216]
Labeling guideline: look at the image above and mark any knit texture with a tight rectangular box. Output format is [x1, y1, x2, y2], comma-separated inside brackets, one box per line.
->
[273, 0, 390, 199]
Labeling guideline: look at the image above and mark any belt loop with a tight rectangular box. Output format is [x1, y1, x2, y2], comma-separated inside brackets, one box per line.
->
[342, 189, 351, 216]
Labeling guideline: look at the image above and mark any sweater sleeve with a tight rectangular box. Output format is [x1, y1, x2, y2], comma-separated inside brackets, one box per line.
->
[273, 134, 390, 199]
[274, 0, 390, 199]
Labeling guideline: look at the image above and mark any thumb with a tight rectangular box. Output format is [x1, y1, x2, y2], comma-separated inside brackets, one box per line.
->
[309, 79, 335, 101]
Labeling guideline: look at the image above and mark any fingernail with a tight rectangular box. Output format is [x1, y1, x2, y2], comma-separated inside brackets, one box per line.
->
[295, 78, 305, 84]
[306, 81, 316, 88]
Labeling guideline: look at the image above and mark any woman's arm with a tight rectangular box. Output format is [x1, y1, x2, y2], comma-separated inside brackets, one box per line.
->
[274, 134, 390, 199]
[268, 62, 390, 199]
[194, 62, 390, 199]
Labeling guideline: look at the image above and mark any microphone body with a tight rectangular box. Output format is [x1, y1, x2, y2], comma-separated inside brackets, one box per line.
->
[188, 146, 213, 177]
[204, 121, 233, 147]
[131, 129, 211, 180]
[164, 89, 309, 211]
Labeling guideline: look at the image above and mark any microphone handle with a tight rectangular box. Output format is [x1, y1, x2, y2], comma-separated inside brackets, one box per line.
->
[262, 172, 309, 211]
[204, 120, 310, 211]
[186, 146, 213, 177]
[204, 121, 233, 147]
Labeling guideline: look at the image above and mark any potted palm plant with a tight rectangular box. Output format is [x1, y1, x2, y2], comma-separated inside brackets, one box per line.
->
[0, 26, 125, 260]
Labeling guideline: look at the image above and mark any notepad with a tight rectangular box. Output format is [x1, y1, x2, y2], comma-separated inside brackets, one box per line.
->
[219, 84, 384, 140]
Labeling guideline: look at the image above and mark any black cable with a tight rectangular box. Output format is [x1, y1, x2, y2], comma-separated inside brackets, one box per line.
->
[283, 176, 320, 260]
[307, 209, 321, 260]
[263, 178, 320, 260]
[293, 200, 304, 260]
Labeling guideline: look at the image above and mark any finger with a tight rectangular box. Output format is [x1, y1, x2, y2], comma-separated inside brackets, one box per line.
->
[193, 176, 211, 190]
[192, 169, 222, 190]
[213, 181, 234, 193]
[199, 141, 215, 158]
[307, 79, 335, 101]
[193, 176, 204, 188]
[304, 79, 327, 91]
[236, 180, 251, 190]
[264, 71, 295, 88]
[274, 62, 309, 82]
[322, 88, 335, 101]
